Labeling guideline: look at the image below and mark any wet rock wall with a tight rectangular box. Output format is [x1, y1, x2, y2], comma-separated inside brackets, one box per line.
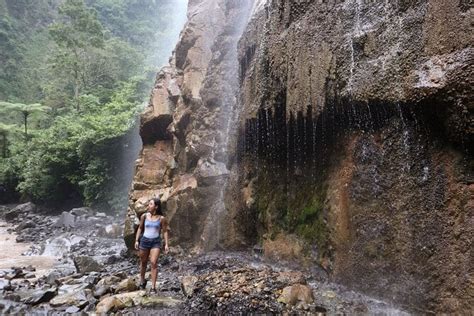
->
[236, 0, 473, 313]
[126, 0, 253, 251]
[127, 0, 472, 312]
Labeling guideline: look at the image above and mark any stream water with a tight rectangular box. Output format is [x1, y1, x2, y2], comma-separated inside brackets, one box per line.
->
[0, 222, 55, 276]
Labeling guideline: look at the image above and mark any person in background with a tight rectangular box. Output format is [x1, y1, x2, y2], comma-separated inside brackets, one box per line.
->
[134, 197, 169, 293]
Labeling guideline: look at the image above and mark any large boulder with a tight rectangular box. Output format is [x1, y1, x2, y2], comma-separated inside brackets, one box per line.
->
[70, 207, 92, 217]
[15, 220, 36, 232]
[53, 212, 75, 228]
[23, 287, 57, 305]
[114, 278, 138, 293]
[97, 224, 122, 238]
[96, 291, 182, 313]
[73, 256, 104, 273]
[49, 290, 89, 308]
[278, 284, 314, 306]
[49, 283, 91, 308]
[93, 275, 122, 297]
[4, 202, 37, 221]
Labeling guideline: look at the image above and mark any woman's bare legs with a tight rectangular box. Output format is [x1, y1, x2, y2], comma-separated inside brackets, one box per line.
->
[149, 248, 161, 289]
[139, 248, 150, 285]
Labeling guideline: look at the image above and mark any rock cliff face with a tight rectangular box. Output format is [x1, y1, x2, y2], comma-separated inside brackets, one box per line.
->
[236, 0, 473, 313]
[125, 0, 252, 252]
[127, 0, 473, 313]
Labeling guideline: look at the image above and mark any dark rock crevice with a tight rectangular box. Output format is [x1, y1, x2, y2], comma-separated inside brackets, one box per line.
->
[140, 116, 173, 145]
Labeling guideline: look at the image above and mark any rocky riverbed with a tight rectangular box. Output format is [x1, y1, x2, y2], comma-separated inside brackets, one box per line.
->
[0, 203, 409, 314]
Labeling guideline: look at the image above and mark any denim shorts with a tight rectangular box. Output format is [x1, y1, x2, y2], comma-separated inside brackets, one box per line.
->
[139, 236, 161, 250]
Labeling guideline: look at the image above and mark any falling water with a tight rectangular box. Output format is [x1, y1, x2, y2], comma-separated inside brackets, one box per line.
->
[198, 0, 254, 251]
[148, 0, 188, 69]
[347, 0, 362, 94]
[114, 0, 188, 214]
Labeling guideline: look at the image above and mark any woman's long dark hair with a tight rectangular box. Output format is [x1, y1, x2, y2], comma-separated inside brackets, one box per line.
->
[151, 197, 163, 216]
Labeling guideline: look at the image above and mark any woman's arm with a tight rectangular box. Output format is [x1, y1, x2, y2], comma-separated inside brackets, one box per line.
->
[134, 213, 146, 250]
[162, 217, 169, 253]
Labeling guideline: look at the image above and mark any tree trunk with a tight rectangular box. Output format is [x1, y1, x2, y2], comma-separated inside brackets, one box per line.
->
[73, 49, 80, 111]
[74, 71, 80, 111]
[2, 133, 6, 158]
[24, 112, 28, 141]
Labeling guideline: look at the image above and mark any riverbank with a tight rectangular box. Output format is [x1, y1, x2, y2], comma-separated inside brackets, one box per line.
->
[0, 222, 55, 274]
[0, 203, 409, 314]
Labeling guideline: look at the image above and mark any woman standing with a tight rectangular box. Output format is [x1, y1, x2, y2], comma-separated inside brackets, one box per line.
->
[134, 197, 169, 293]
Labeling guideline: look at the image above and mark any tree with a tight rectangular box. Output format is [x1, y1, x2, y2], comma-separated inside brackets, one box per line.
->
[49, 0, 105, 110]
[0, 123, 16, 157]
[0, 101, 50, 140]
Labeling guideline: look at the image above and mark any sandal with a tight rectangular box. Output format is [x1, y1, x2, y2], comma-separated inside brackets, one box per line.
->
[139, 280, 147, 290]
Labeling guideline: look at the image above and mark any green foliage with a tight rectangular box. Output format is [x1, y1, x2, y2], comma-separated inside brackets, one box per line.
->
[1, 0, 185, 105]
[0, 0, 187, 208]
[293, 198, 328, 250]
[49, 0, 105, 109]
[16, 78, 142, 206]
[0, 138, 26, 202]
[0, 0, 58, 101]
[0, 12, 23, 100]
[49, 0, 104, 50]
[0, 102, 51, 139]
[0, 122, 16, 158]
[254, 169, 329, 257]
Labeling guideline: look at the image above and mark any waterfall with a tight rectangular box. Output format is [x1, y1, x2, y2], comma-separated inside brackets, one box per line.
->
[197, 0, 254, 251]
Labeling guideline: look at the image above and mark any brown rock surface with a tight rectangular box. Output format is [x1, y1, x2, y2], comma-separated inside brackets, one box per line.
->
[236, 0, 473, 313]
[127, 0, 472, 313]
[126, 0, 253, 250]
[278, 284, 314, 306]
[263, 233, 304, 262]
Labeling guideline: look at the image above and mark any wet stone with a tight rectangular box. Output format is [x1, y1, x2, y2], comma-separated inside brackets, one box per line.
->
[114, 278, 138, 293]
[65, 306, 81, 313]
[97, 275, 122, 287]
[83, 273, 101, 286]
[181, 275, 199, 297]
[98, 224, 122, 238]
[73, 256, 104, 273]
[45, 271, 62, 286]
[278, 284, 314, 306]
[0, 278, 10, 290]
[49, 284, 90, 308]
[5, 268, 25, 280]
[106, 255, 121, 264]
[70, 207, 92, 217]
[4, 203, 37, 222]
[53, 212, 76, 229]
[93, 285, 109, 298]
[4, 293, 21, 302]
[23, 287, 57, 305]
[15, 220, 36, 232]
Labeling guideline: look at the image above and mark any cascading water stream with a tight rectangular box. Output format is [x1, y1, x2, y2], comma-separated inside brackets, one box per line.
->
[198, 0, 254, 251]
